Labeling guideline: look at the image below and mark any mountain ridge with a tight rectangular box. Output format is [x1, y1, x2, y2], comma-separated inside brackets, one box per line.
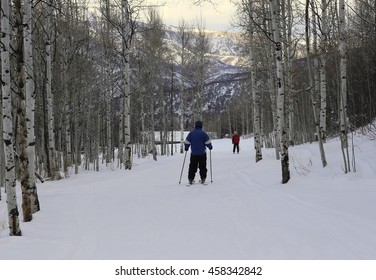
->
[162, 25, 249, 113]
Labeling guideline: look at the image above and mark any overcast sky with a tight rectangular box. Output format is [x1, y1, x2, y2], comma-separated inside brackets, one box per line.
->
[146, 0, 237, 32]
[88, 0, 238, 32]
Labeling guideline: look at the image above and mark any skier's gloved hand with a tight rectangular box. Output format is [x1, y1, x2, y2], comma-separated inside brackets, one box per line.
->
[208, 144, 213, 150]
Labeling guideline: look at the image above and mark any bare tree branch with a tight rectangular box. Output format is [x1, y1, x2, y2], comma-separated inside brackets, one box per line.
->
[191, 0, 217, 7]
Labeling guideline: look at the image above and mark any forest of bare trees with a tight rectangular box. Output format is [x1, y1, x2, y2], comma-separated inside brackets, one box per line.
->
[228, 0, 376, 182]
[1, 0, 375, 235]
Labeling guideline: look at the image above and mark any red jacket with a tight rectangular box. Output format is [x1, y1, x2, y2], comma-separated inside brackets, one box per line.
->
[232, 134, 240, 144]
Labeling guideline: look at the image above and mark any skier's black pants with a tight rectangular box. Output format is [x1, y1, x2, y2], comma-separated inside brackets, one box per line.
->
[233, 143, 239, 153]
[188, 154, 207, 181]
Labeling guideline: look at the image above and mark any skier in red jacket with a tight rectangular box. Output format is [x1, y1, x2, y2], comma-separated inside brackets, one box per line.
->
[232, 131, 240, 154]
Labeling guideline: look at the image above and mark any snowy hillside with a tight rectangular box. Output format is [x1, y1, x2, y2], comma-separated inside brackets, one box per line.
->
[1, 131, 376, 261]
[164, 26, 247, 68]
[163, 26, 248, 112]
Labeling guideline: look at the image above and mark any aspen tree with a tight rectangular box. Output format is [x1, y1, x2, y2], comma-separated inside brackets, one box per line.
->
[0, 20, 2, 197]
[283, 0, 295, 147]
[270, 0, 290, 183]
[0, 97, 4, 195]
[191, 22, 210, 122]
[246, 0, 262, 162]
[63, 59, 72, 175]
[56, 2, 72, 176]
[264, 3, 280, 160]
[339, 0, 350, 173]
[177, 21, 193, 153]
[45, 0, 58, 179]
[305, 0, 327, 167]
[169, 62, 174, 156]
[319, 0, 328, 142]
[142, 9, 165, 161]
[24, 0, 40, 213]
[1, 0, 22, 235]
[13, 0, 33, 221]
[102, 0, 114, 167]
[118, 0, 132, 169]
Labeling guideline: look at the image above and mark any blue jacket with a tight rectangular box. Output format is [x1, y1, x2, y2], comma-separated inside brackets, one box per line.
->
[184, 122, 212, 155]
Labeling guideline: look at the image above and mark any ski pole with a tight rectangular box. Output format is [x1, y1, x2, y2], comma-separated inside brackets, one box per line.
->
[210, 149, 213, 183]
[179, 151, 187, 184]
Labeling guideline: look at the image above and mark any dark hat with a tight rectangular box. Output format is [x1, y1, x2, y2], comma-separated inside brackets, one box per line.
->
[195, 120, 203, 128]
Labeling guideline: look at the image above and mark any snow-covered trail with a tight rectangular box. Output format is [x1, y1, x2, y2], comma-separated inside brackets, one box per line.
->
[1, 137, 376, 260]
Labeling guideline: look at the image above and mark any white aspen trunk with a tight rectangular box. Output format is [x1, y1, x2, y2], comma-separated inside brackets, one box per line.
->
[13, 0, 33, 221]
[339, 0, 350, 173]
[265, 13, 280, 159]
[177, 22, 191, 154]
[118, 30, 124, 169]
[95, 108, 100, 171]
[287, 94, 294, 145]
[106, 89, 112, 166]
[269, 61, 279, 157]
[270, 0, 290, 183]
[159, 131, 164, 156]
[305, 0, 327, 167]
[62, 48, 72, 176]
[150, 96, 157, 161]
[319, 0, 328, 142]
[23, 0, 40, 213]
[281, 0, 292, 147]
[158, 76, 166, 155]
[74, 91, 79, 174]
[313, 57, 320, 134]
[143, 10, 166, 161]
[286, 0, 295, 146]
[71, 46, 82, 176]
[251, 52, 262, 163]
[149, 74, 157, 161]
[0, 96, 4, 195]
[58, 2, 70, 176]
[193, 26, 208, 121]
[84, 94, 92, 170]
[64, 84, 72, 173]
[118, 80, 124, 167]
[103, 0, 113, 168]
[118, 93, 124, 168]
[1, 0, 22, 235]
[92, 87, 101, 171]
[247, 3, 262, 162]
[260, 107, 264, 143]
[319, 58, 327, 142]
[160, 84, 167, 156]
[0, 103, 4, 195]
[45, 0, 57, 179]
[169, 68, 174, 156]
[312, 0, 320, 130]
[179, 79, 185, 154]
[140, 96, 147, 157]
[121, 0, 132, 169]
[124, 70, 131, 167]
[179, 46, 186, 154]
[197, 81, 204, 121]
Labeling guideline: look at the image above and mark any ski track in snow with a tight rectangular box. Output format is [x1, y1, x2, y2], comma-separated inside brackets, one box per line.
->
[1, 137, 376, 260]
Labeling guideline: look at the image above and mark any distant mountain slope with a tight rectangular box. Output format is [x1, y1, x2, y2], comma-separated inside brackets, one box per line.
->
[163, 25, 249, 112]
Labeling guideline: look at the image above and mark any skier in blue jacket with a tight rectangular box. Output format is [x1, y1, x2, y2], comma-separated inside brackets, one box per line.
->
[184, 120, 213, 184]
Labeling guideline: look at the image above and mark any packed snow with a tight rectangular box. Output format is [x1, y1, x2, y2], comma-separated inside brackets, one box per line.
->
[1, 133, 376, 260]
